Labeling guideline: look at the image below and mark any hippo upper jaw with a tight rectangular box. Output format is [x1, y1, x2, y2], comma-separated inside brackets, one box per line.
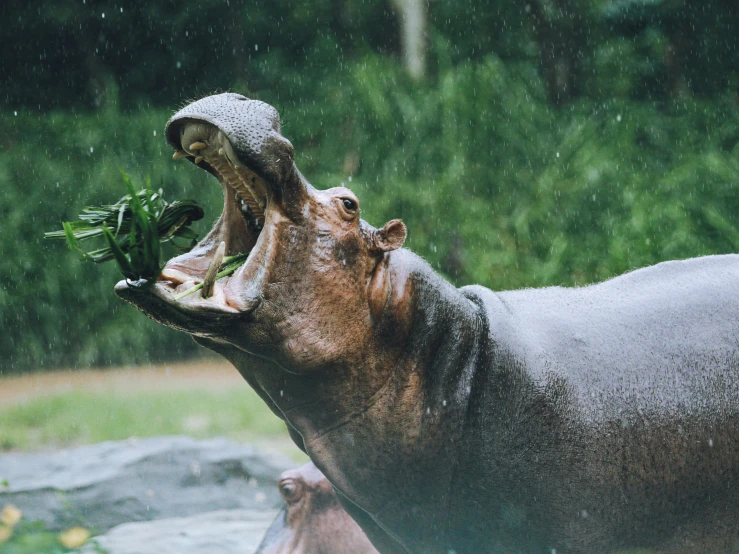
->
[115, 93, 305, 335]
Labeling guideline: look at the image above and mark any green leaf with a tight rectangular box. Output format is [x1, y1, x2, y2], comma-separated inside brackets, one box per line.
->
[62, 221, 91, 261]
[102, 225, 135, 279]
[116, 202, 126, 235]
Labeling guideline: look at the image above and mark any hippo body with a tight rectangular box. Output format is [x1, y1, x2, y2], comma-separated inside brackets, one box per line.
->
[116, 93, 739, 554]
[299, 252, 739, 554]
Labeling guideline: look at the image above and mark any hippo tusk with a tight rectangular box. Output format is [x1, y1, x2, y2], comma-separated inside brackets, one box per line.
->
[201, 241, 226, 299]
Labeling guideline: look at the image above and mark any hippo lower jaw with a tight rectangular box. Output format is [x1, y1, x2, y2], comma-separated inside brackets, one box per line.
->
[115, 93, 296, 330]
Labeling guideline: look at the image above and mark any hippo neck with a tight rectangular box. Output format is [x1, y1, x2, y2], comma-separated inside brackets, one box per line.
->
[281, 250, 484, 440]
[207, 249, 486, 447]
[287, 251, 489, 551]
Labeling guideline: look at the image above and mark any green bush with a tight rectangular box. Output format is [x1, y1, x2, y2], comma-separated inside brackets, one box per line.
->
[0, 110, 222, 372]
[297, 51, 739, 291]
[2, 52, 738, 373]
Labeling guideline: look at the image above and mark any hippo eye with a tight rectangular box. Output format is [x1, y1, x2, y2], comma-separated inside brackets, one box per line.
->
[342, 198, 357, 211]
[279, 479, 300, 502]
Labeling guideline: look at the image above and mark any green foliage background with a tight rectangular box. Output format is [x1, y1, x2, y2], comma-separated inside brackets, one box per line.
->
[2, 0, 738, 373]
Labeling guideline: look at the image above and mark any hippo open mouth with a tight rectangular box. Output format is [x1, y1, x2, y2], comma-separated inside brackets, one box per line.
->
[115, 93, 299, 330]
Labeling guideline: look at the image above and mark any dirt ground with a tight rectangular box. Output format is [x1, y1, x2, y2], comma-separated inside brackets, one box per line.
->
[0, 359, 244, 407]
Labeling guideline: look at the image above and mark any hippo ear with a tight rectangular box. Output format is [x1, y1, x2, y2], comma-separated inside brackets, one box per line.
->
[373, 219, 407, 253]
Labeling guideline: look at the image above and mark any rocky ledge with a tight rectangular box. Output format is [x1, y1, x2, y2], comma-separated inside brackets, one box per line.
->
[0, 436, 292, 533]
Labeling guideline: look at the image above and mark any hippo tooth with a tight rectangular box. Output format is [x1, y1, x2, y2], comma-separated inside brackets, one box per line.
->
[189, 141, 207, 151]
[172, 150, 189, 160]
[218, 147, 225, 156]
[194, 155, 204, 165]
[201, 241, 226, 299]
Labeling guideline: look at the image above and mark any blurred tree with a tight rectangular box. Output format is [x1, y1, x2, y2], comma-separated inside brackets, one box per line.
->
[390, 0, 427, 80]
[602, 0, 739, 98]
[528, 0, 588, 105]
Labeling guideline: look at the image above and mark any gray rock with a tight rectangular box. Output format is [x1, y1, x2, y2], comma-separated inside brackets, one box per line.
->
[0, 436, 292, 532]
[76, 509, 279, 554]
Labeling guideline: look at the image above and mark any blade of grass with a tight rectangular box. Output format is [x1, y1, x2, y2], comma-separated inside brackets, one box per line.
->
[102, 226, 136, 279]
[172, 253, 249, 300]
[62, 221, 92, 261]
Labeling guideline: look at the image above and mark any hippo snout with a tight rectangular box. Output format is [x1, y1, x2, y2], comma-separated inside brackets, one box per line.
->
[164, 92, 296, 189]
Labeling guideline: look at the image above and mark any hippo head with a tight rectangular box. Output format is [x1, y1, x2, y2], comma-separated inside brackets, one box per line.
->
[115, 93, 407, 371]
[255, 462, 377, 554]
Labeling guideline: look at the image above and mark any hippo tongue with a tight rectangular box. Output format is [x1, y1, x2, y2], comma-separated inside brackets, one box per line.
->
[158, 179, 255, 286]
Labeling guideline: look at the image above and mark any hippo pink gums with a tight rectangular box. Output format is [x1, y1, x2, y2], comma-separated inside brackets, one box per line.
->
[115, 93, 739, 553]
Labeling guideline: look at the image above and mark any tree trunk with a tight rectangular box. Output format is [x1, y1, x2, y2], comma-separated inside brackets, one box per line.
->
[391, 0, 427, 81]
[529, 0, 580, 105]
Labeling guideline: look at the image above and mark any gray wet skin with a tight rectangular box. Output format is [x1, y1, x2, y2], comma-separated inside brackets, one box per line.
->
[116, 92, 739, 554]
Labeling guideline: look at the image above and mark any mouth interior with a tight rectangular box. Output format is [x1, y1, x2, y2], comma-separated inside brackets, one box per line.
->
[158, 120, 271, 304]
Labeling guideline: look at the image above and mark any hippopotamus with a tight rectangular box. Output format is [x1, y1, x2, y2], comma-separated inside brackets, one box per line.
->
[115, 92, 739, 554]
[255, 462, 377, 554]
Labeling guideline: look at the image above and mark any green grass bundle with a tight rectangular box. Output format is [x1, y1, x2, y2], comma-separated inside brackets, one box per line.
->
[45, 172, 204, 285]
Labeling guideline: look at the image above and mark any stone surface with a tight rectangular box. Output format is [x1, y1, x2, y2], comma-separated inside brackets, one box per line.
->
[0, 436, 292, 532]
[76, 509, 279, 554]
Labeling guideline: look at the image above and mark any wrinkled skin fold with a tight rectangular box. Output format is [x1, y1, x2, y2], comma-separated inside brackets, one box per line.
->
[116, 92, 739, 554]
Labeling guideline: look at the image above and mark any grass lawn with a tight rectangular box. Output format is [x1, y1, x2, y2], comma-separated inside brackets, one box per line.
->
[0, 361, 303, 461]
[0, 389, 295, 455]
